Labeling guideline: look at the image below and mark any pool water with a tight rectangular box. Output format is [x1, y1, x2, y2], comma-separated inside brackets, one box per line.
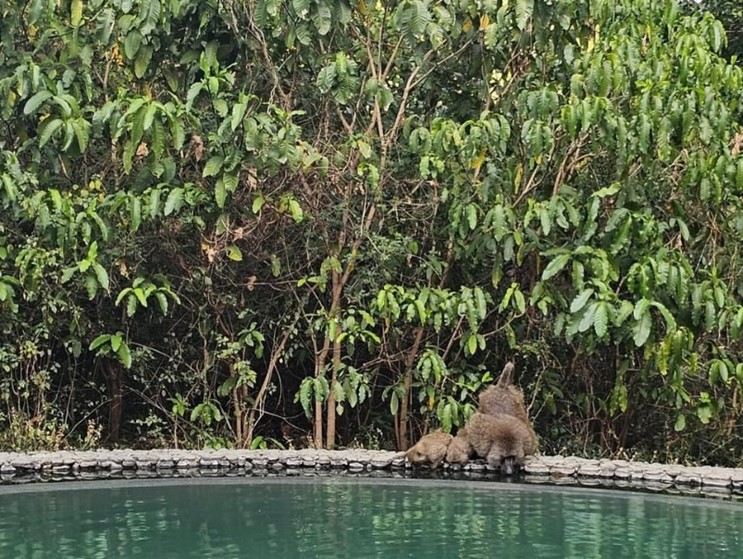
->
[0, 478, 741, 558]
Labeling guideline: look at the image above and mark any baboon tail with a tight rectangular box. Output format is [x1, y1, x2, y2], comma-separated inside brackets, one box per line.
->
[496, 361, 515, 387]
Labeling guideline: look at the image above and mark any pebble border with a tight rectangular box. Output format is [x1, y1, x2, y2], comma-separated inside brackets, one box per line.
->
[1, 449, 742, 500]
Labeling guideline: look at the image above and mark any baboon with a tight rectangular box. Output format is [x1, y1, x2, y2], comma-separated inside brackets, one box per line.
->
[465, 412, 537, 474]
[478, 362, 529, 422]
[405, 430, 453, 468]
[466, 361, 538, 474]
[445, 428, 473, 464]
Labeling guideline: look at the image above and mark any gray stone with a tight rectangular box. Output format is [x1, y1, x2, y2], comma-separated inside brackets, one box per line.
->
[675, 473, 702, 486]
[9, 462, 39, 471]
[702, 475, 732, 488]
[524, 462, 550, 475]
[642, 471, 673, 483]
[549, 463, 577, 476]
[613, 468, 633, 479]
[577, 464, 602, 477]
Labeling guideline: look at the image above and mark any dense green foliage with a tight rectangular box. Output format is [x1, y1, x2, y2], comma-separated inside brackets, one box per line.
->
[2, 0, 743, 465]
[693, 0, 743, 60]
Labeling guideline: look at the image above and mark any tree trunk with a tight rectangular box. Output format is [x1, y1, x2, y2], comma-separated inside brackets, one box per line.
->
[104, 362, 123, 442]
[231, 363, 246, 447]
[313, 334, 331, 448]
[397, 327, 425, 451]
[325, 269, 344, 449]
[326, 333, 342, 449]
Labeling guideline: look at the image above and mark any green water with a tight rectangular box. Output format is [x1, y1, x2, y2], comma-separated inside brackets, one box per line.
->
[0, 478, 741, 558]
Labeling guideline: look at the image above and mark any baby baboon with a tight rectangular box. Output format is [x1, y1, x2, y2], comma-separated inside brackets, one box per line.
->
[405, 430, 453, 468]
[445, 428, 473, 464]
[478, 362, 529, 422]
[465, 412, 537, 474]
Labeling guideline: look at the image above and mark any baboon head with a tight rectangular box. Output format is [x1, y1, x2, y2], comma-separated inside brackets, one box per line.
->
[486, 441, 526, 475]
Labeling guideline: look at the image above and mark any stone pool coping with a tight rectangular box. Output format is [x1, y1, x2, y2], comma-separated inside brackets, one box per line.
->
[1, 449, 742, 500]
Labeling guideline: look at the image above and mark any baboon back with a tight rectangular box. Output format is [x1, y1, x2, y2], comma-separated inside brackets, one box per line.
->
[445, 429, 473, 464]
[478, 384, 529, 422]
[405, 430, 452, 468]
[478, 361, 530, 422]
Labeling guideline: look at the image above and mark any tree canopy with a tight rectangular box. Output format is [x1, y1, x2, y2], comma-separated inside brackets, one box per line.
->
[1, 0, 743, 465]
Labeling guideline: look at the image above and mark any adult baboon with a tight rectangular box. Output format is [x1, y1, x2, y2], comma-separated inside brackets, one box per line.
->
[466, 361, 538, 474]
[465, 411, 537, 474]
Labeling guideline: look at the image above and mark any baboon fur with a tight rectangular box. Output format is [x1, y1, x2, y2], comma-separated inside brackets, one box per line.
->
[445, 428, 474, 464]
[478, 362, 529, 422]
[405, 430, 453, 468]
[465, 412, 537, 474]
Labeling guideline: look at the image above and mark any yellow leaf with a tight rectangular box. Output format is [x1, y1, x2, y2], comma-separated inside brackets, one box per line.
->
[71, 0, 83, 27]
[470, 151, 486, 170]
[514, 163, 523, 191]
[479, 15, 490, 30]
[462, 17, 473, 33]
[226, 244, 243, 262]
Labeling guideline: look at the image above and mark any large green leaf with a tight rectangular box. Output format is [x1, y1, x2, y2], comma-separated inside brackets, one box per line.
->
[23, 91, 53, 115]
[542, 254, 570, 281]
[515, 0, 534, 31]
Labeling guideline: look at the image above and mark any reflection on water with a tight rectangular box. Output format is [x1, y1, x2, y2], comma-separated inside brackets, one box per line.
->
[0, 478, 741, 558]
